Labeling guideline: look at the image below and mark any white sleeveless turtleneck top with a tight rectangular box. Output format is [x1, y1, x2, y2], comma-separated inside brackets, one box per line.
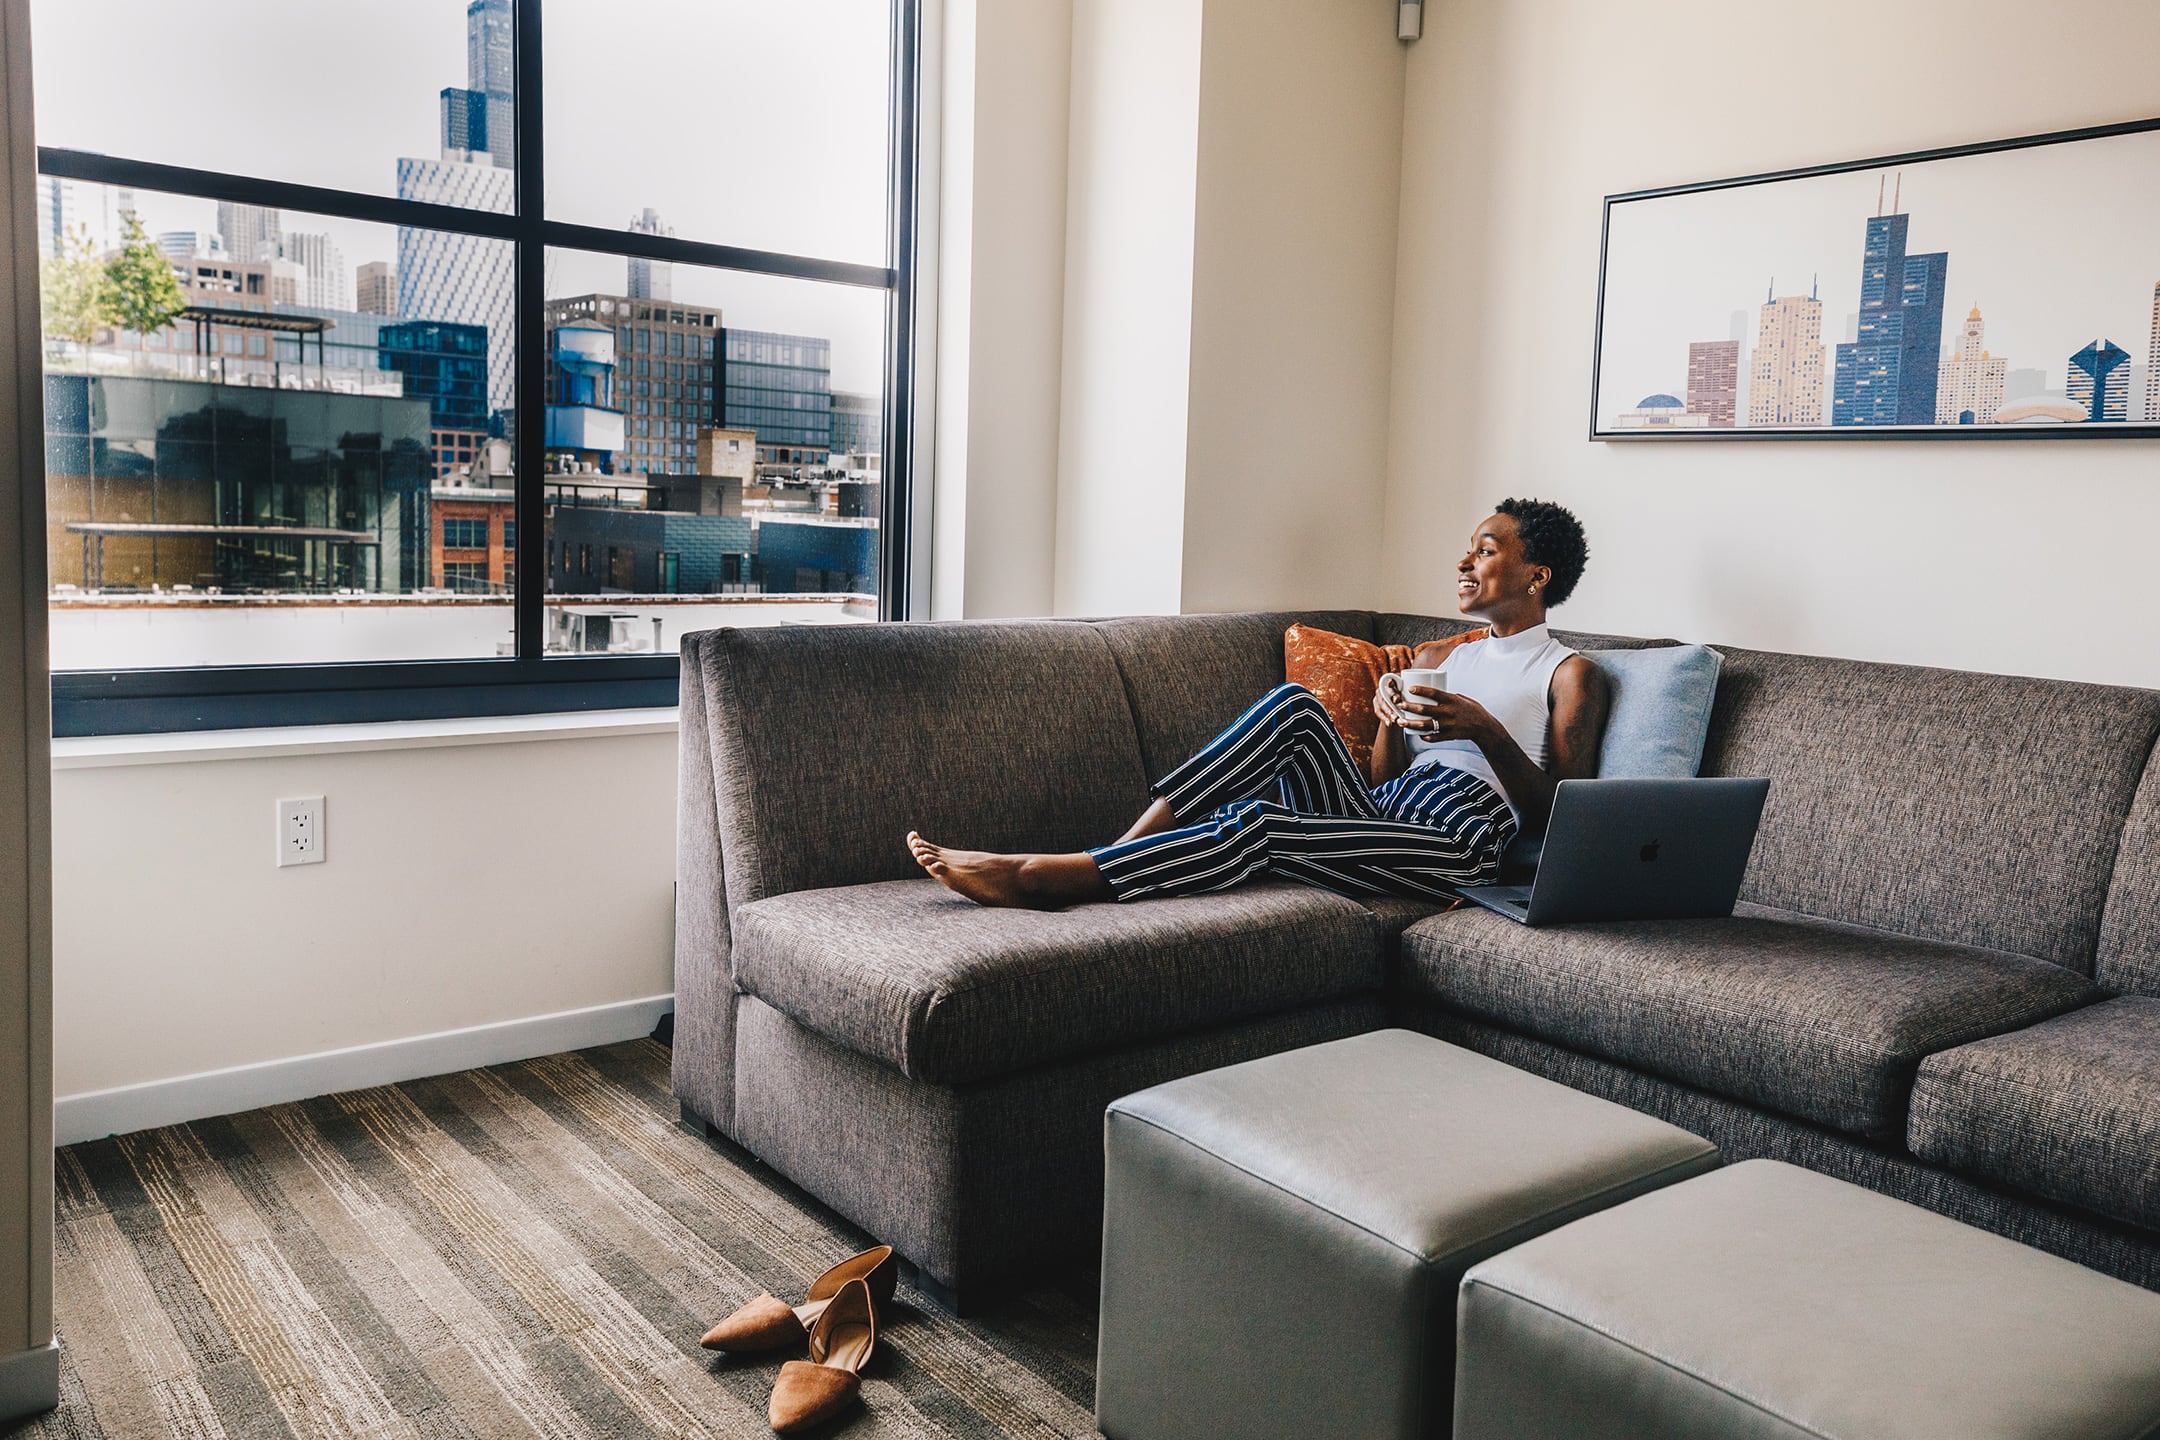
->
[1403, 623, 1576, 820]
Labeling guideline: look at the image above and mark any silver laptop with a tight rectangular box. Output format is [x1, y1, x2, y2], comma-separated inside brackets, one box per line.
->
[1457, 777, 1771, 926]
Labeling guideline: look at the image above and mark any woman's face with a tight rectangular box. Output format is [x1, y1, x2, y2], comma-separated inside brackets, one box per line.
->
[1456, 513, 1542, 618]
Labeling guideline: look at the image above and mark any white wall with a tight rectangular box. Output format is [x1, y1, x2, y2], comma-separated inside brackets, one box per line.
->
[930, 0, 1074, 620]
[1052, 0, 1203, 616]
[937, 0, 1407, 619]
[1181, 0, 1403, 614]
[1383, 0, 2160, 686]
[51, 723, 676, 1124]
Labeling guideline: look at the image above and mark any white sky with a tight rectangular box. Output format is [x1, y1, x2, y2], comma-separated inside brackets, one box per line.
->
[27, 0, 893, 393]
[1597, 127, 2160, 426]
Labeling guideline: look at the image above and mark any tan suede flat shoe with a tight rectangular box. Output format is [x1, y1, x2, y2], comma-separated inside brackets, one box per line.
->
[700, 1244, 896, 1354]
[768, 1277, 877, 1434]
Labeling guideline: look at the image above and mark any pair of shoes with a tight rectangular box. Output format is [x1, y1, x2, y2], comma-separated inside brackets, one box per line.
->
[700, 1245, 896, 1433]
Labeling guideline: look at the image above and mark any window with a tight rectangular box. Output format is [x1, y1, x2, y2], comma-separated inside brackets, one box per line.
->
[443, 562, 490, 592]
[35, 0, 918, 732]
[442, 519, 490, 549]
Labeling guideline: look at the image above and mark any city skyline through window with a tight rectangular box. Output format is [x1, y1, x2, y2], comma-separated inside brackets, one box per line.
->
[30, 0, 912, 727]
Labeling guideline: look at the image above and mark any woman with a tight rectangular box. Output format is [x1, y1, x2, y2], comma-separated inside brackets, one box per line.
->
[908, 497, 1610, 908]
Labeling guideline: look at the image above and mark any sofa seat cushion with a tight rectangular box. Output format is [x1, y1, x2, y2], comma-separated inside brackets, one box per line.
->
[733, 878, 1383, 1086]
[1910, 997, 2160, 1232]
[1399, 903, 2094, 1144]
[1358, 895, 1452, 943]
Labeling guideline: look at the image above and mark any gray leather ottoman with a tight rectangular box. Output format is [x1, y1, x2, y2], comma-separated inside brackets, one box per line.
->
[1456, 1159, 2160, 1439]
[1094, 1028, 1720, 1440]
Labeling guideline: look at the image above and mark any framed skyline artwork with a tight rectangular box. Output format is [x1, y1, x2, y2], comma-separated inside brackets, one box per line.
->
[1591, 116, 2160, 440]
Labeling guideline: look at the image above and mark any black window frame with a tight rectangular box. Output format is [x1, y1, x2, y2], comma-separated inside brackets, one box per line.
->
[42, 0, 921, 737]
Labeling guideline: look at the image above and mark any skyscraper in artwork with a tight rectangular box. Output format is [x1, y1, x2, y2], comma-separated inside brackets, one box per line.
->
[1936, 304, 2007, 424]
[2146, 281, 2160, 422]
[1748, 283, 1825, 426]
[1831, 180, 1949, 426]
[1685, 340, 1740, 426]
[2067, 340, 2131, 422]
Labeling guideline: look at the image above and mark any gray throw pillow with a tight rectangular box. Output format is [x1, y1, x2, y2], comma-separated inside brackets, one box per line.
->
[1583, 644, 1724, 778]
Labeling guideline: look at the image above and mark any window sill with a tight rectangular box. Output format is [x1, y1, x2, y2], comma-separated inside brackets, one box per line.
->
[50, 707, 680, 770]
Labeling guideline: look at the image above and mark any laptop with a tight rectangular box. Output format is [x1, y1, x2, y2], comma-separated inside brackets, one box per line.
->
[1456, 777, 1771, 926]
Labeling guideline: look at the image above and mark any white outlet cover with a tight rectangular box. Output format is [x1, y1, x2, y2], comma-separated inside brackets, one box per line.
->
[277, 796, 326, 868]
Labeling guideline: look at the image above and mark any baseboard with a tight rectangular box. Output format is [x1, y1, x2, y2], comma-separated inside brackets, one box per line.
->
[56, 994, 674, 1146]
[0, 1342, 58, 1424]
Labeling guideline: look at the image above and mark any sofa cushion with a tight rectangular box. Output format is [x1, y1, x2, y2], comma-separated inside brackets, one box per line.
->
[1701, 646, 2160, 972]
[691, 621, 1150, 908]
[732, 878, 1383, 1085]
[2096, 752, 2160, 998]
[1583, 644, 1722, 779]
[1094, 610, 1378, 781]
[1399, 903, 2094, 1144]
[1910, 997, 2160, 1232]
[1372, 613, 1662, 654]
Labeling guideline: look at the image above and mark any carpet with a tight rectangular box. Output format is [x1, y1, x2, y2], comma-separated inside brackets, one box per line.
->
[21, 1040, 1102, 1438]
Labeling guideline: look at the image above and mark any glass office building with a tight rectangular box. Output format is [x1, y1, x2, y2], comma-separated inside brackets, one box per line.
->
[44, 372, 434, 595]
[721, 329, 833, 462]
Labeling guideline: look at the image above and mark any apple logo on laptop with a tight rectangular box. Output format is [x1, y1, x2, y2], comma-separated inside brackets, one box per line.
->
[1639, 840, 1661, 863]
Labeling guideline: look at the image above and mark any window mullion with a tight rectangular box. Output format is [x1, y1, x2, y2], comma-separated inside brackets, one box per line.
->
[512, 0, 545, 665]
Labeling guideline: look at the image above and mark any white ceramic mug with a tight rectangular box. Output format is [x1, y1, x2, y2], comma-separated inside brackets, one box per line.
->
[1396, 667, 1450, 699]
[1389, 667, 1450, 740]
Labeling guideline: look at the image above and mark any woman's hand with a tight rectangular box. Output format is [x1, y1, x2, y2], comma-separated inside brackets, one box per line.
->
[1393, 684, 1499, 746]
[1373, 673, 1411, 730]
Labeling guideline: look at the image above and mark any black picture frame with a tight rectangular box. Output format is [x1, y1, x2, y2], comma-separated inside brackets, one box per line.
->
[1589, 114, 2160, 443]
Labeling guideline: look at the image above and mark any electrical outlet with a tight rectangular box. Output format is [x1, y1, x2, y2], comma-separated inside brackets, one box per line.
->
[277, 796, 325, 867]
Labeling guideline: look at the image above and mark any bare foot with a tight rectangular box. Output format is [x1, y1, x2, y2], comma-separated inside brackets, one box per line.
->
[906, 831, 1110, 909]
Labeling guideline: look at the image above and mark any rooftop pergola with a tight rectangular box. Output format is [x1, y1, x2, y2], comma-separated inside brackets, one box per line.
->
[177, 305, 333, 369]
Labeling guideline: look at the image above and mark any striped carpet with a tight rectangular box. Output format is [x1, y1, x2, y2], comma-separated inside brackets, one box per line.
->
[25, 1040, 1102, 1439]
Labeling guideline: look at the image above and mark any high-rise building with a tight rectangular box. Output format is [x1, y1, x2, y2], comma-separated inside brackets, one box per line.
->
[155, 230, 224, 260]
[2146, 282, 2160, 422]
[216, 201, 282, 262]
[831, 390, 883, 455]
[396, 157, 515, 411]
[273, 231, 353, 312]
[440, 0, 515, 170]
[1935, 304, 2008, 425]
[38, 177, 138, 258]
[723, 329, 834, 465]
[627, 208, 674, 302]
[396, 0, 517, 412]
[1748, 285, 1826, 427]
[1831, 191, 1949, 426]
[1685, 340, 1740, 427]
[356, 261, 398, 316]
[376, 320, 492, 476]
[2067, 340, 2131, 422]
[549, 294, 726, 474]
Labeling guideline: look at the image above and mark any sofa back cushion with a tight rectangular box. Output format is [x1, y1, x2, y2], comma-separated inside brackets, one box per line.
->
[2095, 751, 2160, 996]
[1374, 613, 1670, 656]
[1093, 610, 1379, 781]
[1700, 646, 2160, 972]
[693, 620, 1151, 908]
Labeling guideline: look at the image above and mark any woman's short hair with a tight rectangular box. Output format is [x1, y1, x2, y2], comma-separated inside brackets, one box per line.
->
[1494, 497, 1589, 606]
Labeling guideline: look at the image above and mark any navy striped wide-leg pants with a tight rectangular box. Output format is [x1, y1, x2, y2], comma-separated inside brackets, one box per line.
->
[1088, 683, 1517, 902]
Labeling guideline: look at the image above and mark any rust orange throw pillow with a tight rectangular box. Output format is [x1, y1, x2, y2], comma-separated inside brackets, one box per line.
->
[1283, 624, 1489, 773]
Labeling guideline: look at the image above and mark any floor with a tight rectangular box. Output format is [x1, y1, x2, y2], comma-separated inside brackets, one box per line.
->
[19, 1040, 1102, 1439]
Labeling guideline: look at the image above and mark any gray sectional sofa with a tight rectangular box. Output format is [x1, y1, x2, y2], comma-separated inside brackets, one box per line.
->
[673, 609, 2160, 1306]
